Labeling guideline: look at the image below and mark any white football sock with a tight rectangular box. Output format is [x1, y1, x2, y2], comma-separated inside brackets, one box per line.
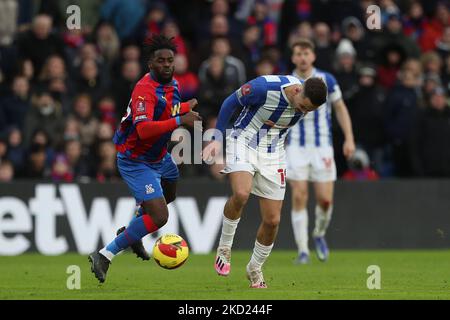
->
[218, 216, 240, 248]
[313, 205, 333, 237]
[291, 209, 309, 254]
[99, 248, 115, 261]
[249, 240, 273, 269]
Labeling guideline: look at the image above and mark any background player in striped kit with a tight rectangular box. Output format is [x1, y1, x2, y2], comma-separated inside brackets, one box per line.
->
[203, 75, 327, 288]
[286, 39, 356, 264]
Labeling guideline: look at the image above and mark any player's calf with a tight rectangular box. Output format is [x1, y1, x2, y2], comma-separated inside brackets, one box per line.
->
[116, 226, 150, 261]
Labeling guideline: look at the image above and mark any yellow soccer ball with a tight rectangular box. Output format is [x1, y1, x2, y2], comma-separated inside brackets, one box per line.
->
[152, 233, 189, 269]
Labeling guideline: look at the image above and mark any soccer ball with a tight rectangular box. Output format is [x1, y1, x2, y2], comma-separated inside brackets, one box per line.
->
[153, 233, 189, 269]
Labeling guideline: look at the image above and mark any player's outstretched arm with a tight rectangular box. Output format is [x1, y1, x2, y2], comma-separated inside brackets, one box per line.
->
[333, 99, 355, 159]
[202, 92, 243, 162]
[136, 112, 202, 141]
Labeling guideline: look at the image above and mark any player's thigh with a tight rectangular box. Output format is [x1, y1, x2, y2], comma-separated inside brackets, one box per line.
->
[117, 156, 164, 205]
[286, 146, 311, 182]
[313, 181, 334, 209]
[161, 179, 177, 204]
[228, 171, 253, 204]
[258, 197, 283, 227]
[159, 154, 180, 204]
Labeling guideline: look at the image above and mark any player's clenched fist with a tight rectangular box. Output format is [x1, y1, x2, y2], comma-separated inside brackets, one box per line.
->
[187, 98, 198, 110]
[180, 111, 202, 127]
[202, 140, 222, 163]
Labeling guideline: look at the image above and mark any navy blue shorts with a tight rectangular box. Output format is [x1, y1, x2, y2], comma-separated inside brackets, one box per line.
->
[117, 153, 179, 205]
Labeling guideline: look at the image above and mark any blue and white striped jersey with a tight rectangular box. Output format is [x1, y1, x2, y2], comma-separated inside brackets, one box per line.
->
[230, 75, 305, 153]
[287, 68, 342, 148]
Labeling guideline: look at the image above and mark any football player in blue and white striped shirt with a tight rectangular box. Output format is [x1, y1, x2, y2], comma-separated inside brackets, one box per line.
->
[202, 74, 327, 288]
[286, 39, 355, 264]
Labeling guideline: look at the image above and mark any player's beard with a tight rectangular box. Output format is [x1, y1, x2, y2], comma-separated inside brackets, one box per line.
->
[155, 72, 173, 84]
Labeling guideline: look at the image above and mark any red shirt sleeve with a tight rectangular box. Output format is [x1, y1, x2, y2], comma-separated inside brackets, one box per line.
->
[131, 83, 180, 141]
[131, 84, 157, 125]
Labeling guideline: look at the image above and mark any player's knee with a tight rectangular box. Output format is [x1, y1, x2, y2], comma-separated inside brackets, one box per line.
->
[233, 190, 250, 208]
[318, 199, 332, 211]
[263, 216, 280, 229]
[292, 191, 308, 209]
[147, 211, 168, 228]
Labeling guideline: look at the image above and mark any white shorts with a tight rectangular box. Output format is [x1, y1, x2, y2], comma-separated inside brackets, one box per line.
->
[286, 146, 337, 182]
[221, 137, 287, 200]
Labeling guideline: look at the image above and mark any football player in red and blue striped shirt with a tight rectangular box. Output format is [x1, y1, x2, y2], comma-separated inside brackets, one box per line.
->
[89, 35, 201, 283]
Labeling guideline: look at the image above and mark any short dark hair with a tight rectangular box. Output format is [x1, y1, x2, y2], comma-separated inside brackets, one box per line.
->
[143, 34, 177, 62]
[303, 77, 327, 106]
[291, 38, 315, 52]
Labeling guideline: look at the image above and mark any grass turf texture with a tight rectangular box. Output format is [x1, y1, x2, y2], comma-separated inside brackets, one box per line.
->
[1, 250, 449, 300]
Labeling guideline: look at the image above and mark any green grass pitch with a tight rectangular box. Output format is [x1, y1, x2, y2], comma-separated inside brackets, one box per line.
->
[1, 250, 450, 300]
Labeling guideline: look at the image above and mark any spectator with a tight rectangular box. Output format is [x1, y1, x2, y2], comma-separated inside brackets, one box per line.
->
[246, 0, 277, 47]
[96, 141, 119, 182]
[334, 39, 359, 101]
[51, 153, 73, 182]
[98, 96, 117, 129]
[341, 16, 373, 62]
[313, 22, 334, 72]
[0, 75, 31, 133]
[174, 54, 199, 101]
[21, 144, 49, 179]
[0, 159, 14, 182]
[199, 37, 246, 86]
[403, 0, 428, 43]
[435, 26, 450, 60]
[23, 91, 64, 148]
[419, 1, 450, 52]
[196, 15, 243, 68]
[95, 22, 120, 66]
[384, 69, 421, 177]
[37, 55, 73, 113]
[68, 94, 99, 150]
[100, 0, 146, 41]
[342, 148, 379, 181]
[377, 43, 407, 89]
[241, 25, 262, 78]
[254, 57, 275, 76]
[198, 55, 237, 122]
[278, 0, 312, 49]
[16, 14, 66, 77]
[414, 87, 450, 177]
[6, 127, 26, 175]
[75, 58, 108, 102]
[0, 137, 8, 161]
[145, 2, 169, 37]
[112, 59, 142, 116]
[162, 19, 188, 57]
[30, 128, 55, 167]
[64, 138, 93, 180]
[348, 66, 386, 175]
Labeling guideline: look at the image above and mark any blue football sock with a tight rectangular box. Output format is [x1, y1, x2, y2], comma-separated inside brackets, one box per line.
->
[102, 214, 152, 260]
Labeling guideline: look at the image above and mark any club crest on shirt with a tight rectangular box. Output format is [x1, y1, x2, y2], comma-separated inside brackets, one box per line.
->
[137, 100, 145, 113]
[241, 84, 251, 96]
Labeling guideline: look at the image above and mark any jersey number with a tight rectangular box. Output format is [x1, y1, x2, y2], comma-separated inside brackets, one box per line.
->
[277, 169, 286, 186]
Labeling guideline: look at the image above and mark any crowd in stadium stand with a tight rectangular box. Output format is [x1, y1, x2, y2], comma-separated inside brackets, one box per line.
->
[1, 0, 450, 182]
